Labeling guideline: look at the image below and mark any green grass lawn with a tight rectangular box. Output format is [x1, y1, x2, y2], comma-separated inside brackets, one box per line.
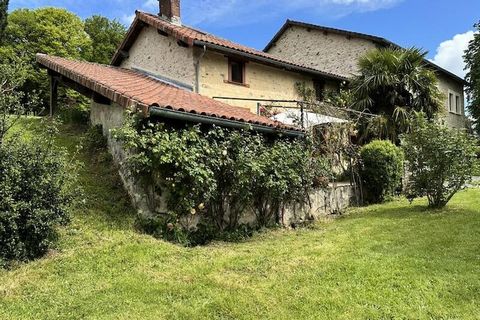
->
[1, 118, 480, 319]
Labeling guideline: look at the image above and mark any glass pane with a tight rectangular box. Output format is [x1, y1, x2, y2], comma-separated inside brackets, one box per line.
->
[230, 61, 244, 83]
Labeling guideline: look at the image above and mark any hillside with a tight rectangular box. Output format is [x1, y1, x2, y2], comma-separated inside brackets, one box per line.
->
[1, 118, 479, 319]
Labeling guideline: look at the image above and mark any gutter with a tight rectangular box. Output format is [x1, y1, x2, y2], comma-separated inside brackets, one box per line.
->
[193, 40, 348, 82]
[149, 106, 305, 138]
[194, 45, 207, 93]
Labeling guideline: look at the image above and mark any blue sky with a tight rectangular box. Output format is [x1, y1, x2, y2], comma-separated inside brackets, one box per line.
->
[9, 0, 480, 78]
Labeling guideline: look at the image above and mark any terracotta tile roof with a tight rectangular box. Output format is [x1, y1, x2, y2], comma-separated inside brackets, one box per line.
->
[111, 11, 347, 82]
[36, 54, 299, 131]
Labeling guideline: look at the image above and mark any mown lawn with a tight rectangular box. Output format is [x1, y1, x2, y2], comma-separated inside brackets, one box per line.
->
[1, 118, 480, 319]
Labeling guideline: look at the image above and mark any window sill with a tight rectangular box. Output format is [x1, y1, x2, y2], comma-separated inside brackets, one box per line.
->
[224, 80, 250, 88]
[449, 111, 464, 116]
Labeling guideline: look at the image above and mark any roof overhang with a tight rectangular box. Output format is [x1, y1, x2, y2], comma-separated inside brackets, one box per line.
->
[37, 54, 303, 137]
[193, 40, 348, 82]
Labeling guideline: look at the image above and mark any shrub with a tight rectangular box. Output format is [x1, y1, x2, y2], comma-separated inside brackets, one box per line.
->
[113, 115, 331, 245]
[0, 126, 79, 265]
[57, 91, 91, 125]
[402, 116, 477, 208]
[359, 140, 404, 203]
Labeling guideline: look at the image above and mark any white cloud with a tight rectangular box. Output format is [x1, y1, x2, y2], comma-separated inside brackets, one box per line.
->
[121, 13, 136, 25]
[180, 0, 403, 26]
[10, 0, 404, 27]
[431, 30, 475, 78]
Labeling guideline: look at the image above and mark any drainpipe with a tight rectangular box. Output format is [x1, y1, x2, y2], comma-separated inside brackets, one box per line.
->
[194, 45, 207, 93]
[149, 106, 304, 138]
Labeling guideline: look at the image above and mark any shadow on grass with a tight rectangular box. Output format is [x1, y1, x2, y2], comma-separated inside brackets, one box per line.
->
[55, 122, 136, 231]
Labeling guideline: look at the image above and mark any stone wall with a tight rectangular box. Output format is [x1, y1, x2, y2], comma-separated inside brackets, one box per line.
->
[120, 25, 197, 89]
[266, 24, 467, 129]
[266, 25, 378, 79]
[198, 51, 335, 113]
[90, 100, 358, 227]
[90, 101, 168, 217]
[283, 183, 359, 226]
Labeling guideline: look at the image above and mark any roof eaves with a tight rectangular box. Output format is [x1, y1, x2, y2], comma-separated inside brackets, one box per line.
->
[193, 40, 348, 82]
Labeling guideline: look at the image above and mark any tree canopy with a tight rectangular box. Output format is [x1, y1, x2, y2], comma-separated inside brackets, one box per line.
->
[464, 22, 480, 135]
[351, 47, 443, 143]
[4, 8, 91, 60]
[0, 8, 127, 111]
[84, 15, 126, 64]
[0, 0, 8, 43]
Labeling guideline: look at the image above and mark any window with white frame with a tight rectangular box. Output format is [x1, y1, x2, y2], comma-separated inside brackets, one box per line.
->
[455, 95, 461, 114]
[448, 92, 454, 113]
[448, 90, 463, 115]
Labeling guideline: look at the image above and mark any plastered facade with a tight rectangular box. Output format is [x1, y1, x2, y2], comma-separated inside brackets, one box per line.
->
[198, 51, 338, 113]
[120, 25, 197, 89]
[437, 73, 466, 129]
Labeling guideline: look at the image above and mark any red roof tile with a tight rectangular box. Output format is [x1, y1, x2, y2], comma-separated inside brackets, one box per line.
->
[36, 54, 299, 131]
[111, 11, 347, 81]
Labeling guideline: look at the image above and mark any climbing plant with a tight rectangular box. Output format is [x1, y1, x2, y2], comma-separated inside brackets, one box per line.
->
[113, 114, 331, 245]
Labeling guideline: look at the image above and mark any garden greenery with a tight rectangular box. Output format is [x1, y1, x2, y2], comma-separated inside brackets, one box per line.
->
[0, 123, 79, 267]
[402, 116, 477, 208]
[359, 140, 404, 203]
[113, 115, 330, 245]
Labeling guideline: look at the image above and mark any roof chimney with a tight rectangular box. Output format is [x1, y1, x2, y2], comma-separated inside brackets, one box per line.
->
[159, 0, 181, 25]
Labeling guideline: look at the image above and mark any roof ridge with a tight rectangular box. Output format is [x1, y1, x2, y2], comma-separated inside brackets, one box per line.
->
[111, 11, 348, 81]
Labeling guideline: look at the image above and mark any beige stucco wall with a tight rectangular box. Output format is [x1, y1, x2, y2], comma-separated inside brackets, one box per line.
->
[120, 25, 197, 89]
[437, 73, 466, 129]
[90, 101, 168, 217]
[267, 25, 378, 78]
[198, 51, 338, 113]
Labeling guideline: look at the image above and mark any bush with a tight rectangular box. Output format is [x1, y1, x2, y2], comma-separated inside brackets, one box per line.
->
[402, 116, 477, 208]
[113, 115, 331, 245]
[0, 126, 79, 265]
[359, 140, 404, 203]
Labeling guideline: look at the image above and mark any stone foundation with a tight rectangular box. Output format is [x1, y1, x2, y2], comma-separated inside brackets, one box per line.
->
[90, 101, 359, 227]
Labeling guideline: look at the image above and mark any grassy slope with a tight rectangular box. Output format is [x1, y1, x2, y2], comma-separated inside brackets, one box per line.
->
[1, 118, 480, 320]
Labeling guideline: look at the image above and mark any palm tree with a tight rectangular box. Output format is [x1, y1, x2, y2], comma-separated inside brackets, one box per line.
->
[351, 47, 444, 143]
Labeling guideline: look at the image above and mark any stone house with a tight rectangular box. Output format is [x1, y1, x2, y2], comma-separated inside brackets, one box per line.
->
[36, 1, 358, 225]
[264, 20, 468, 129]
[110, 6, 347, 114]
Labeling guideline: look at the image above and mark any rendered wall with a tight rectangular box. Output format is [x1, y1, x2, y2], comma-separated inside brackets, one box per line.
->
[198, 51, 339, 113]
[120, 25, 197, 89]
[437, 73, 466, 129]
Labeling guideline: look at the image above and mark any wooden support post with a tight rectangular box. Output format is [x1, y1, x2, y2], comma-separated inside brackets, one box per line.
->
[49, 76, 58, 117]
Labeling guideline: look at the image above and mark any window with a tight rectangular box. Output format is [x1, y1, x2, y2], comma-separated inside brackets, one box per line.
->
[228, 58, 246, 85]
[448, 90, 463, 115]
[455, 95, 461, 115]
[449, 93, 454, 113]
[313, 79, 326, 101]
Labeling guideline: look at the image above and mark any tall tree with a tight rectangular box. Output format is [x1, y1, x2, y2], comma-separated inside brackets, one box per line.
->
[2, 8, 92, 109]
[0, 0, 8, 43]
[84, 15, 126, 64]
[351, 47, 443, 143]
[464, 22, 480, 135]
